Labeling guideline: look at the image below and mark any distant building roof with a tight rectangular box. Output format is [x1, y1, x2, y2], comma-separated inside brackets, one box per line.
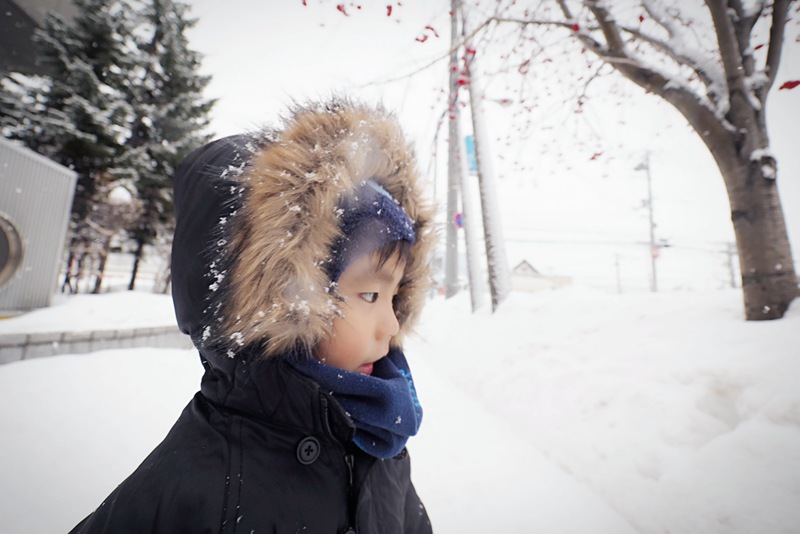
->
[512, 260, 541, 277]
[511, 260, 572, 292]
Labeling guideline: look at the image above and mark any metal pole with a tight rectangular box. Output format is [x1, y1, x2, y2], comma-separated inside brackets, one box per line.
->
[462, 42, 511, 310]
[644, 152, 657, 292]
[444, 0, 461, 299]
[457, 127, 487, 311]
[726, 242, 737, 288]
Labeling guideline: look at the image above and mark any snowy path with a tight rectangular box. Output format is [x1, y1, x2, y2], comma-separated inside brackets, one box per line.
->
[1, 288, 798, 532]
[414, 289, 800, 533]
[0, 344, 633, 533]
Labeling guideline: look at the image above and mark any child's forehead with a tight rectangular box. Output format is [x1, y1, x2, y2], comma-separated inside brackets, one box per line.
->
[344, 251, 406, 283]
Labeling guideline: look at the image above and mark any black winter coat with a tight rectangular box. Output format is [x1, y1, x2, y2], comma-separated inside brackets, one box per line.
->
[70, 102, 434, 533]
[70, 356, 431, 533]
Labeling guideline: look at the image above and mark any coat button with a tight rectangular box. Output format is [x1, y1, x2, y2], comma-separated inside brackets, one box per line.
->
[296, 436, 321, 465]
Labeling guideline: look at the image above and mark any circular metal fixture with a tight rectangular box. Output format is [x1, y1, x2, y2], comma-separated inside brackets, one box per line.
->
[0, 214, 23, 288]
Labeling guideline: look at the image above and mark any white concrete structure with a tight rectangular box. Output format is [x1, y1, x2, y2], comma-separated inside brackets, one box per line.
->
[0, 138, 76, 311]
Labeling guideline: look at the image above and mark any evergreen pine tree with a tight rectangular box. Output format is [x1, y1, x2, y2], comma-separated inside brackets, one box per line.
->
[2, 0, 214, 293]
[122, 0, 214, 290]
[16, 2, 133, 222]
[2, 0, 136, 292]
[0, 73, 35, 135]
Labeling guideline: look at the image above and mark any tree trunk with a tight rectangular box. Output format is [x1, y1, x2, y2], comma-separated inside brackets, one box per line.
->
[74, 252, 86, 294]
[157, 268, 171, 295]
[548, 0, 796, 319]
[92, 249, 109, 294]
[128, 239, 144, 291]
[724, 160, 797, 319]
[61, 250, 75, 293]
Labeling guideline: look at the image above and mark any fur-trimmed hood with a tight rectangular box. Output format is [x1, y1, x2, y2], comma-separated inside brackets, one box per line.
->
[171, 100, 435, 359]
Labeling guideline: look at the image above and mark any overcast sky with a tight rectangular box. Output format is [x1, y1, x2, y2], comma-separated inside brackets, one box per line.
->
[184, 1, 800, 290]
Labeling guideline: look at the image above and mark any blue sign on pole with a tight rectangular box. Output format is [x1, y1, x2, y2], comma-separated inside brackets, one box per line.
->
[464, 135, 477, 173]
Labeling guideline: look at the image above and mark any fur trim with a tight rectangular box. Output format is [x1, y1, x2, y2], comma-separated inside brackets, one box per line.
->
[219, 100, 435, 357]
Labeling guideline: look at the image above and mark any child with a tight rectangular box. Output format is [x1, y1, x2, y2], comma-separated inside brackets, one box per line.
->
[70, 100, 435, 533]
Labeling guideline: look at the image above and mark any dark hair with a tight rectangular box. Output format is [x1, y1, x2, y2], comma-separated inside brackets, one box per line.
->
[374, 238, 414, 275]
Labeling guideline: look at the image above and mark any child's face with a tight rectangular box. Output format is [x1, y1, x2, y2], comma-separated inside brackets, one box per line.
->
[314, 251, 405, 375]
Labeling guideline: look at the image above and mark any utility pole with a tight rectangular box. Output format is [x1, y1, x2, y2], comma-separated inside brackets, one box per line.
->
[462, 41, 511, 311]
[636, 152, 657, 292]
[458, 130, 487, 311]
[444, 0, 461, 299]
[725, 242, 738, 288]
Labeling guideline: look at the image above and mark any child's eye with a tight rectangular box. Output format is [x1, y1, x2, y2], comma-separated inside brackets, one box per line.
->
[360, 292, 379, 303]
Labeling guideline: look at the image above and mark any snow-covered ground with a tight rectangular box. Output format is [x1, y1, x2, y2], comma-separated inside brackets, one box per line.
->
[1, 287, 798, 533]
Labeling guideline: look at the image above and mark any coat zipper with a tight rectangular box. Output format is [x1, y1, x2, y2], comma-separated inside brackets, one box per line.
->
[320, 394, 335, 440]
[320, 394, 358, 530]
[344, 453, 355, 488]
[344, 453, 356, 530]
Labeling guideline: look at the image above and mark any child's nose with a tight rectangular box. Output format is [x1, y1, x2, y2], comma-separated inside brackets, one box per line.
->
[378, 303, 401, 339]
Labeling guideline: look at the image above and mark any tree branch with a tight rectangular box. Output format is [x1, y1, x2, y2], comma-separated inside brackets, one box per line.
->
[489, 15, 609, 57]
[763, 0, 791, 95]
[705, 0, 748, 98]
[584, 1, 733, 150]
[490, 17, 587, 32]
[641, 0, 670, 34]
[729, 0, 759, 78]
[617, 24, 715, 89]
[730, 0, 768, 37]
[491, 2, 736, 155]
[584, 0, 627, 54]
[555, 0, 574, 20]
[358, 18, 493, 88]
[637, 0, 733, 112]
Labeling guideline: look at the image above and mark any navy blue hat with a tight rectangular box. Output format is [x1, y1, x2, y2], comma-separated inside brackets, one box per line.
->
[328, 180, 416, 282]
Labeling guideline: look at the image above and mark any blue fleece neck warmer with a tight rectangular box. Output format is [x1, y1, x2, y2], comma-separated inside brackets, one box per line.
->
[288, 348, 423, 459]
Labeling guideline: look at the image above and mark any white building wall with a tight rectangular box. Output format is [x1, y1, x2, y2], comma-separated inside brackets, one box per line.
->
[0, 138, 76, 311]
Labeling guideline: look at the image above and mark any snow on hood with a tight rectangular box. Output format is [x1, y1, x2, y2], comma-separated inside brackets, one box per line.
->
[171, 99, 435, 359]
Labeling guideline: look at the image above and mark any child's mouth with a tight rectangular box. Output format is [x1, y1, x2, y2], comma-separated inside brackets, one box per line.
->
[357, 363, 374, 375]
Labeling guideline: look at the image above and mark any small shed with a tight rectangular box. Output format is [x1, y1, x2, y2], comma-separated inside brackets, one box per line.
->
[0, 138, 76, 312]
[511, 260, 572, 292]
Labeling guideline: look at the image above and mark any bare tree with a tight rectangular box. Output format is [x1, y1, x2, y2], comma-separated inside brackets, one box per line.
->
[90, 185, 143, 293]
[480, 0, 798, 320]
[310, 0, 797, 318]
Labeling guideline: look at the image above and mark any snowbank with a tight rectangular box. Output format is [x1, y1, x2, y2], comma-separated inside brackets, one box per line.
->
[1, 287, 798, 532]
